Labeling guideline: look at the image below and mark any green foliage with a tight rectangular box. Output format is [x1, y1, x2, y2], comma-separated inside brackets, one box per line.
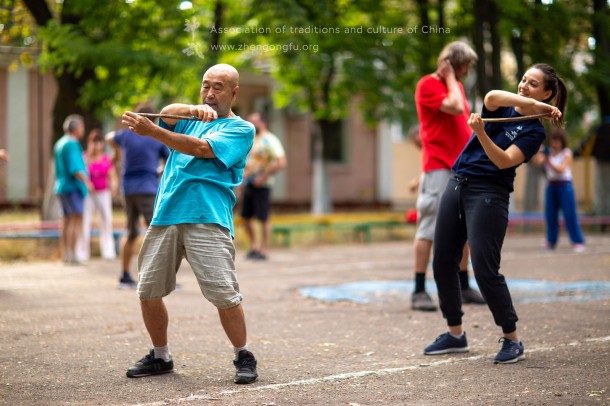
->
[7, 0, 218, 119]
[52, 0, 212, 115]
[495, 0, 596, 137]
[221, 0, 430, 127]
[1, 0, 31, 46]
[3, 0, 607, 140]
[0, 0, 40, 71]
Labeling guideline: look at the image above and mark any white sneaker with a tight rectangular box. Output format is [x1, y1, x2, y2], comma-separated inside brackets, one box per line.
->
[573, 244, 586, 253]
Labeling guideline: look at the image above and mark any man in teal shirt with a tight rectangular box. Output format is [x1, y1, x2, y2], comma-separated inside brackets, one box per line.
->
[121, 64, 258, 384]
[53, 114, 92, 265]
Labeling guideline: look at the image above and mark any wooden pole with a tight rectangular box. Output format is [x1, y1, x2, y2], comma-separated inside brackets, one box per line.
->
[137, 113, 201, 121]
[481, 113, 550, 123]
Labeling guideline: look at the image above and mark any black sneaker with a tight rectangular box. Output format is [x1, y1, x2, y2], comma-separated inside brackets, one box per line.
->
[119, 273, 137, 289]
[246, 250, 267, 260]
[233, 350, 258, 384]
[461, 288, 486, 304]
[252, 251, 267, 260]
[126, 349, 174, 378]
[411, 291, 438, 311]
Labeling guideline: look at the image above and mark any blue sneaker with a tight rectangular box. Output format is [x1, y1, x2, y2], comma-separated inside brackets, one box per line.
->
[494, 338, 525, 364]
[424, 332, 470, 355]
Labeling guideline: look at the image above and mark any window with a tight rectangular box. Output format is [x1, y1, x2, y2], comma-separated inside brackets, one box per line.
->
[314, 119, 346, 163]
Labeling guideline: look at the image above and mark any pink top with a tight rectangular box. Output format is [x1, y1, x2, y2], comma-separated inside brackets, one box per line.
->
[86, 154, 113, 191]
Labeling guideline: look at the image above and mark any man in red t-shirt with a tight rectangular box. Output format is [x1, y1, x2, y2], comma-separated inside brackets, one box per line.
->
[411, 41, 485, 311]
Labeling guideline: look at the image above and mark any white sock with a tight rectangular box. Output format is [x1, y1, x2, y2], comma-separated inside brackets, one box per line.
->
[153, 345, 171, 362]
[449, 332, 464, 339]
[233, 344, 248, 359]
[64, 250, 74, 262]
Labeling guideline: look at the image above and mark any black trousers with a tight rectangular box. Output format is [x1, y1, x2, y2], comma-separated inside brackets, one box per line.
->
[240, 184, 271, 221]
[432, 176, 518, 334]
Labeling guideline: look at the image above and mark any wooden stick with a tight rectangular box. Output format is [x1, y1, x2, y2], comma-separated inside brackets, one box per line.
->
[137, 113, 201, 121]
[481, 113, 550, 123]
[138, 112, 551, 123]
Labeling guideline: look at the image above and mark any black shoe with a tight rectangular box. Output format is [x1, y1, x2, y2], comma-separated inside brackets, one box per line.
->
[411, 291, 438, 311]
[246, 250, 267, 261]
[461, 288, 486, 304]
[119, 273, 137, 289]
[126, 349, 174, 378]
[252, 251, 267, 260]
[233, 350, 258, 384]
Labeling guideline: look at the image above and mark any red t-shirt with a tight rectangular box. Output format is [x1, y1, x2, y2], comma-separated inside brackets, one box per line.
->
[414, 74, 472, 172]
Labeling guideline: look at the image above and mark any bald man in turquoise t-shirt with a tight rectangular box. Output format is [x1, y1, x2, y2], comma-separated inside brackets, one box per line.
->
[120, 64, 258, 385]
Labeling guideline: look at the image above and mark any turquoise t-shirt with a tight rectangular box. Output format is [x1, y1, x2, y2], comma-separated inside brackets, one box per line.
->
[53, 135, 88, 196]
[154, 116, 254, 237]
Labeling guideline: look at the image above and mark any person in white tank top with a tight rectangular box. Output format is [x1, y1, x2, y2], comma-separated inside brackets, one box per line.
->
[545, 146, 572, 182]
[535, 128, 585, 252]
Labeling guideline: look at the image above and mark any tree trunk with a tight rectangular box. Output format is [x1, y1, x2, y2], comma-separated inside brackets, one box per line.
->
[21, 0, 52, 26]
[207, 0, 223, 69]
[593, 0, 610, 117]
[515, 29, 540, 211]
[473, 0, 491, 96]
[489, 1, 502, 90]
[510, 29, 525, 82]
[310, 120, 331, 214]
[415, 0, 435, 74]
[592, 0, 610, 217]
[23, 0, 99, 142]
[473, 0, 503, 97]
[437, 0, 445, 28]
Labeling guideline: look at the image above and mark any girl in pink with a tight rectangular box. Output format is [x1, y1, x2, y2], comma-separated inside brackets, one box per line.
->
[76, 129, 118, 261]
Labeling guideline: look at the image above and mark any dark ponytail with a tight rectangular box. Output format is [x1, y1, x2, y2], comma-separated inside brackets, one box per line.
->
[531, 63, 567, 127]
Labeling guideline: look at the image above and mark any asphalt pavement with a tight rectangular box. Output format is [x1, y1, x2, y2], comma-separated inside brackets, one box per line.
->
[1, 233, 609, 405]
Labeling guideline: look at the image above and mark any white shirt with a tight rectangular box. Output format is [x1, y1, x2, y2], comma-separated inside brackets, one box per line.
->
[545, 148, 572, 182]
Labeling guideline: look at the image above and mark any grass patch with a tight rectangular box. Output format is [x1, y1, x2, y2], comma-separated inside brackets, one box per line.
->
[0, 209, 414, 261]
[0, 239, 60, 262]
[0, 208, 41, 224]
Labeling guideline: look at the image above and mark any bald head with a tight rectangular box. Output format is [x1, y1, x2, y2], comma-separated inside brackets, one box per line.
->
[201, 64, 240, 118]
[204, 64, 239, 88]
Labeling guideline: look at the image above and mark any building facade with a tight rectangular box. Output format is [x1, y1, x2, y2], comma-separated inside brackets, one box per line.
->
[0, 66, 396, 211]
[0, 63, 597, 213]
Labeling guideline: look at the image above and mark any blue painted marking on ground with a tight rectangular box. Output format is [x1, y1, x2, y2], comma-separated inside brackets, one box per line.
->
[299, 279, 610, 304]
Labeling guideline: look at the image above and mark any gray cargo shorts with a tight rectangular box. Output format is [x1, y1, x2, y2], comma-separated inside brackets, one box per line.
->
[415, 169, 452, 241]
[137, 223, 242, 308]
